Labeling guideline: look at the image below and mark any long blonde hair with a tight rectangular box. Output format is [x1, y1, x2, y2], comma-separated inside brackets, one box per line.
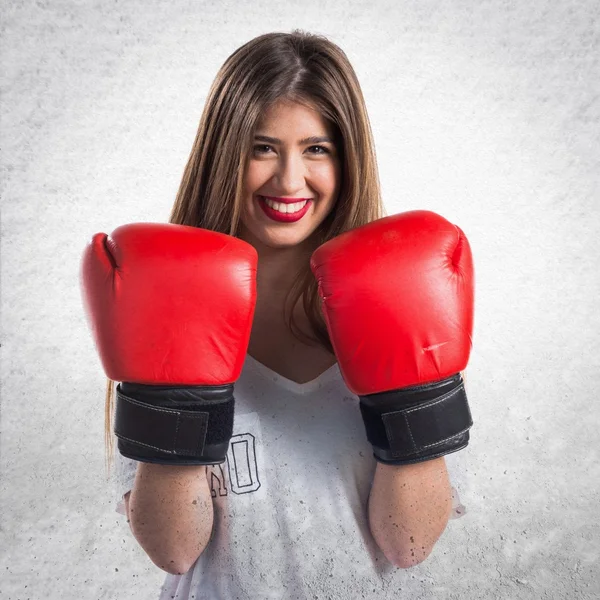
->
[104, 30, 385, 472]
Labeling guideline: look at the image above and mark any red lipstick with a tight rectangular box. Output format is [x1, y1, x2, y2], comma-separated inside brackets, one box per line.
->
[257, 196, 312, 223]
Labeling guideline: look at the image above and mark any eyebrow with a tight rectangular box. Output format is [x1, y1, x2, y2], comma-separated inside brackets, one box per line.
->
[254, 134, 334, 145]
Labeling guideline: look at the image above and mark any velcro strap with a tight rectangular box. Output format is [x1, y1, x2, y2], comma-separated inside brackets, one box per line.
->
[382, 384, 472, 457]
[114, 390, 211, 457]
[359, 378, 473, 463]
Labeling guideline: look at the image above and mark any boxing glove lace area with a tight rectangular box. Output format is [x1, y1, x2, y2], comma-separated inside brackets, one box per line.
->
[115, 383, 235, 465]
[358, 374, 472, 465]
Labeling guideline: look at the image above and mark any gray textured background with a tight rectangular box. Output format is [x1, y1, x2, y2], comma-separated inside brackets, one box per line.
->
[2, 1, 599, 598]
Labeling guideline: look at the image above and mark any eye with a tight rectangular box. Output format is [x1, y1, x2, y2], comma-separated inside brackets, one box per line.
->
[306, 145, 329, 155]
[253, 144, 273, 155]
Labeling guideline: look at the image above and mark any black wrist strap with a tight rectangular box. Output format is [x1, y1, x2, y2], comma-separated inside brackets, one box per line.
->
[359, 374, 473, 465]
[114, 383, 234, 464]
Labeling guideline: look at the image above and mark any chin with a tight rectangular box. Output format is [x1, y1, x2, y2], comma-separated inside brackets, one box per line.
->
[239, 191, 337, 251]
[257, 228, 316, 250]
[240, 215, 322, 252]
[239, 218, 320, 250]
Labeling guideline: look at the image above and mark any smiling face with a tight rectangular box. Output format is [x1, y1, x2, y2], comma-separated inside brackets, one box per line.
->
[239, 99, 342, 251]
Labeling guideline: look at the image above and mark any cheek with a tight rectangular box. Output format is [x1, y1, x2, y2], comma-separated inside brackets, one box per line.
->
[309, 162, 339, 195]
[244, 162, 270, 195]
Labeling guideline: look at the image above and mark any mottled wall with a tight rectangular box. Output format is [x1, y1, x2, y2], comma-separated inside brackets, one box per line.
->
[1, 1, 598, 598]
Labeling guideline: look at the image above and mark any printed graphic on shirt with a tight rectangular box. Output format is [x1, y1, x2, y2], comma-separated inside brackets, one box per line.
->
[208, 432, 261, 498]
[206, 412, 265, 502]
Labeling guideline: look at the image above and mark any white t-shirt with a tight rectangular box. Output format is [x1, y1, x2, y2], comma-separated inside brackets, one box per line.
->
[114, 354, 467, 600]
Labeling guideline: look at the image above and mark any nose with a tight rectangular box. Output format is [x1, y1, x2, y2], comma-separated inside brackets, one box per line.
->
[273, 153, 306, 195]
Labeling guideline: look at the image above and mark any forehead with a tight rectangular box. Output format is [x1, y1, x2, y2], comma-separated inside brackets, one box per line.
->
[256, 100, 332, 135]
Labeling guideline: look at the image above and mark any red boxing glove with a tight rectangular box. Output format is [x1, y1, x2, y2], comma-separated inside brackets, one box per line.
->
[311, 210, 474, 464]
[81, 223, 257, 464]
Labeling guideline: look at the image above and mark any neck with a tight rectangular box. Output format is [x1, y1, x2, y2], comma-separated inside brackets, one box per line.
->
[240, 230, 318, 312]
[259, 247, 309, 297]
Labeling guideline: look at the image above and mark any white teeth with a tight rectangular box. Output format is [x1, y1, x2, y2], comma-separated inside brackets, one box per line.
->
[263, 197, 308, 214]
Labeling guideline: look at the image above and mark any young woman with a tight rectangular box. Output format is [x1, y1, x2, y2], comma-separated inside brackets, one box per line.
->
[84, 30, 471, 599]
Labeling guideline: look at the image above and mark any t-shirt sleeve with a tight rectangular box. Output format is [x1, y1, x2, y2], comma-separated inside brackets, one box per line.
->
[112, 440, 138, 517]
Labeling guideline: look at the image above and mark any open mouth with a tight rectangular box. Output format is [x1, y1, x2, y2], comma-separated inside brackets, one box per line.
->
[262, 197, 308, 214]
[257, 196, 312, 223]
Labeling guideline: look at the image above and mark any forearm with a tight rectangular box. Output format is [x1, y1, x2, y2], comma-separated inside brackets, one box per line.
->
[128, 463, 214, 575]
[368, 457, 452, 568]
